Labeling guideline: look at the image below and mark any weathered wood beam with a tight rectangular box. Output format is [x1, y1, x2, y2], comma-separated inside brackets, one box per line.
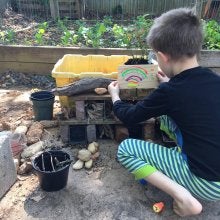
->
[0, 46, 219, 75]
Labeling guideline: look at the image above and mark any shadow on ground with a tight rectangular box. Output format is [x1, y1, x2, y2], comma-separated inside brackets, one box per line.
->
[17, 140, 220, 220]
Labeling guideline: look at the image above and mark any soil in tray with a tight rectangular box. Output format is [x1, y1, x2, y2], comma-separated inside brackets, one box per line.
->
[124, 58, 150, 65]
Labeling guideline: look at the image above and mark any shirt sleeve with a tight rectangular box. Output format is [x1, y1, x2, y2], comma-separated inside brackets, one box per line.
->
[113, 83, 170, 125]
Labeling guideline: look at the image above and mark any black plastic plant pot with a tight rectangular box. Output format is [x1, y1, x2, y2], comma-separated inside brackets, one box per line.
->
[32, 150, 71, 192]
[30, 90, 55, 121]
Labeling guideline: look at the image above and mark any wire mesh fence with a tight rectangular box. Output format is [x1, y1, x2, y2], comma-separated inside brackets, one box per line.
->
[1, 0, 219, 21]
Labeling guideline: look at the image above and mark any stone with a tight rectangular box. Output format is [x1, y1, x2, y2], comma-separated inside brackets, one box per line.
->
[21, 120, 32, 128]
[0, 132, 17, 199]
[14, 125, 28, 134]
[14, 158, 19, 171]
[40, 120, 58, 128]
[26, 122, 43, 145]
[21, 141, 44, 159]
[78, 149, 91, 162]
[91, 151, 100, 161]
[0, 123, 3, 132]
[10, 132, 27, 156]
[17, 161, 33, 175]
[94, 88, 108, 95]
[1, 121, 11, 130]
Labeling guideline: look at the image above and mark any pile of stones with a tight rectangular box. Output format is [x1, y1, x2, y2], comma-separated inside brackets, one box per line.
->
[0, 70, 56, 89]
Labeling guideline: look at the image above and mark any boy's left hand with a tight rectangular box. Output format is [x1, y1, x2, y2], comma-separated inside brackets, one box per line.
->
[157, 71, 170, 83]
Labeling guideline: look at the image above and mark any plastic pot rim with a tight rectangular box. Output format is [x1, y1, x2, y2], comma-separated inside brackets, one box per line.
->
[30, 90, 55, 101]
[32, 150, 71, 174]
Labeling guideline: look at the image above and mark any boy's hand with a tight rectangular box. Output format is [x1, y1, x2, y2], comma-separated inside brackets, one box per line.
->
[108, 81, 121, 103]
[157, 71, 170, 83]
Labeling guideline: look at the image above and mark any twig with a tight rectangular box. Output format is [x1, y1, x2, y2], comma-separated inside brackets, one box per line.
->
[44, 128, 53, 137]
[54, 157, 60, 166]
[14, 23, 39, 33]
[54, 157, 73, 167]
[42, 154, 45, 171]
[50, 155, 55, 172]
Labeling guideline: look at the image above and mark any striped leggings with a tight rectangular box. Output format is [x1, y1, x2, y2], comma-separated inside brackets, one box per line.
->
[117, 116, 220, 201]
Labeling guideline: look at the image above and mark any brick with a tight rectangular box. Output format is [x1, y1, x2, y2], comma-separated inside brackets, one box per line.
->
[0, 132, 17, 198]
[114, 125, 129, 143]
[142, 118, 155, 140]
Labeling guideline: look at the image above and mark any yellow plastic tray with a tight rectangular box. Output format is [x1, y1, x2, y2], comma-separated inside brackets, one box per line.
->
[52, 54, 130, 107]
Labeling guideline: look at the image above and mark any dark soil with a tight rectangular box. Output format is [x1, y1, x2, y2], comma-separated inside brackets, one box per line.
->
[124, 58, 150, 65]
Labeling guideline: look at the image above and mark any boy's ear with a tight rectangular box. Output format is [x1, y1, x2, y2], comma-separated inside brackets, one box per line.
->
[157, 51, 170, 63]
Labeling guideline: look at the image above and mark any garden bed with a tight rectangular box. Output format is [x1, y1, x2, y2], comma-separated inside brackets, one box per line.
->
[0, 8, 220, 75]
[1, 8, 219, 49]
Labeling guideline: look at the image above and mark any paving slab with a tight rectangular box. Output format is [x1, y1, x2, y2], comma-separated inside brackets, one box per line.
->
[0, 131, 17, 199]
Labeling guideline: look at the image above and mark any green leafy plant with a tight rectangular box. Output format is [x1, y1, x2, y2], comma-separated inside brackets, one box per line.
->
[61, 30, 78, 46]
[204, 20, 220, 50]
[86, 22, 107, 47]
[74, 20, 87, 46]
[112, 15, 153, 63]
[57, 18, 78, 46]
[102, 16, 113, 27]
[0, 29, 16, 44]
[130, 15, 153, 59]
[57, 18, 68, 32]
[34, 22, 48, 45]
[112, 24, 130, 47]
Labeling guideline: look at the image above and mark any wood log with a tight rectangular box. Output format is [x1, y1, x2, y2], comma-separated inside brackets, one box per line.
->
[51, 77, 114, 96]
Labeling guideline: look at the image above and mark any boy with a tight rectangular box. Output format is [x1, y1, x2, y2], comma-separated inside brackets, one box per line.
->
[108, 8, 220, 217]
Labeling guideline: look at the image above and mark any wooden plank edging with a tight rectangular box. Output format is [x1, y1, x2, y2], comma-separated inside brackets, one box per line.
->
[0, 45, 219, 75]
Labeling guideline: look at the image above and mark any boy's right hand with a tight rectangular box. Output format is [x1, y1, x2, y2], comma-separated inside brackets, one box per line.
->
[157, 71, 170, 83]
[108, 81, 121, 103]
[108, 81, 119, 96]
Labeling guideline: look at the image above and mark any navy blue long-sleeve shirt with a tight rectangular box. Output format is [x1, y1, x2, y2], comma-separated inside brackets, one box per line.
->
[113, 66, 220, 181]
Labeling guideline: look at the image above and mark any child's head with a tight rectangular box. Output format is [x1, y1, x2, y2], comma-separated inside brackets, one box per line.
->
[147, 8, 203, 61]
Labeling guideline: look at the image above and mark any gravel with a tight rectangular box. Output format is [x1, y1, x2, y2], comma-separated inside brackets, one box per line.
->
[0, 70, 56, 89]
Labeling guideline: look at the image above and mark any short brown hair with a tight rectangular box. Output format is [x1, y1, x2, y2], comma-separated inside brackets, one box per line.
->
[147, 8, 203, 60]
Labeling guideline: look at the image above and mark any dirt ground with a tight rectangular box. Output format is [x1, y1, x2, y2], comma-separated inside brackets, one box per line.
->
[1, 88, 220, 220]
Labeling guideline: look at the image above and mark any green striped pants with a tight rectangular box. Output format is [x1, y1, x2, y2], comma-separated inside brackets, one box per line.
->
[117, 117, 220, 201]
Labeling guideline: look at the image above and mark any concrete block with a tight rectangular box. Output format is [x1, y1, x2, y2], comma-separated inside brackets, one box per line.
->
[87, 125, 96, 143]
[60, 125, 69, 143]
[75, 101, 85, 120]
[0, 132, 17, 198]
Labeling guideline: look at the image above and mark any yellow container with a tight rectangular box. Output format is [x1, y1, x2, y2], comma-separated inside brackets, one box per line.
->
[52, 54, 130, 107]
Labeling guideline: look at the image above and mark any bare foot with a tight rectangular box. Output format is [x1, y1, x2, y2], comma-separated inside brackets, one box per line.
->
[173, 194, 202, 217]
